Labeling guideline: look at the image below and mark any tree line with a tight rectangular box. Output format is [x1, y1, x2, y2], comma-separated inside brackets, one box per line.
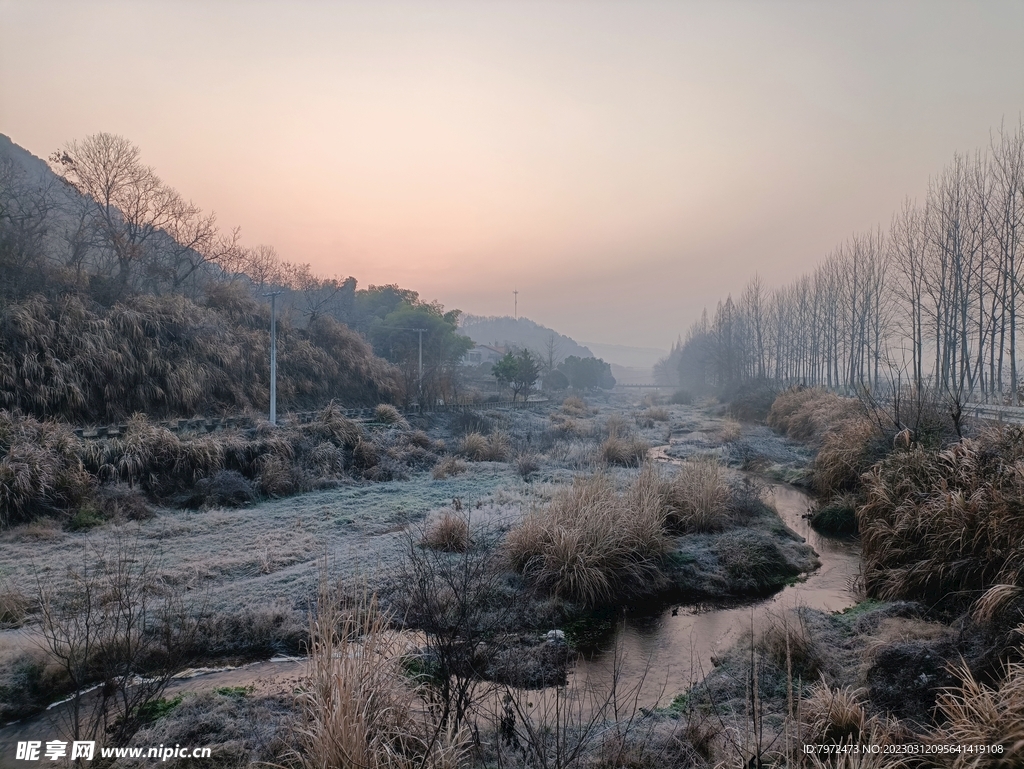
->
[0, 132, 473, 411]
[657, 119, 1024, 407]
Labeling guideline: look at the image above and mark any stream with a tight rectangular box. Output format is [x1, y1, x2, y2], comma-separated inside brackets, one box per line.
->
[0, 446, 861, 762]
[564, 446, 861, 708]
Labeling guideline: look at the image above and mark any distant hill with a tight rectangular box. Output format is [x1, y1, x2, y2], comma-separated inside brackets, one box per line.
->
[459, 316, 593, 361]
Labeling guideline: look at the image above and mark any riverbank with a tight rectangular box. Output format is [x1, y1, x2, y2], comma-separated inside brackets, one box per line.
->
[0, 392, 862, 767]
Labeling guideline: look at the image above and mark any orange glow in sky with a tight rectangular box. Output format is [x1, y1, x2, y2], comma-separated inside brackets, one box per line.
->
[3, 1, 1024, 349]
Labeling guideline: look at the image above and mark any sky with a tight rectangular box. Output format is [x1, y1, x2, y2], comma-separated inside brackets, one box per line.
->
[3, 1, 1024, 350]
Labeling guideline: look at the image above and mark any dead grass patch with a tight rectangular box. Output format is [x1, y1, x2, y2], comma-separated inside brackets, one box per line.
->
[290, 578, 467, 769]
[927, 656, 1024, 761]
[504, 470, 667, 605]
[458, 431, 508, 462]
[422, 513, 471, 553]
[432, 456, 467, 480]
[663, 455, 730, 533]
[600, 435, 649, 467]
[561, 395, 589, 417]
[0, 581, 30, 628]
[859, 426, 1024, 605]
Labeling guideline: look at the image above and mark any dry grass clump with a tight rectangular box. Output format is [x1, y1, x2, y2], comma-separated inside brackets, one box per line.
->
[0, 581, 30, 628]
[641, 406, 671, 423]
[2, 402, 392, 526]
[600, 435, 649, 467]
[459, 431, 489, 460]
[0, 410, 92, 526]
[814, 416, 885, 496]
[431, 456, 467, 480]
[516, 453, 541, 480]
[718, 418, 742, 443]
[757, 611, 821, 680]
[767, 388, 885, 496]
[605, 413, 632, 438]
[561, 395, 589, 417]
[663, 456, 731, 533]
[421, 513, 471, 552]
[504, 471, 667, 605]
[373, 403, 407, 427]
[291, 579, 466, 769]
[801, 683, 868, 744]
[767, 388, 866, 443]
[458, 431, 509, 462]
[549, 413, 589, 438]
[859, 426, 1024, 605]
[926, 656, 1024, 762]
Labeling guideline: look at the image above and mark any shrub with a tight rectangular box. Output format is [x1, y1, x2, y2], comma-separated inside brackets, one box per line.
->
[421, 513, 471, 552]
[0, 582, 30, 628]
[859, 427, 1024, 605]
[600, 435, 649, 467]
[504, 472, 667, 605]
[188, 470, 257, 508]
[290, 579, 467, 769]
[373, 403, 407, 427]
[516, 453, 541, 480]
[669, 389, 693, 406]
[431, 456, 467, 480]
[664, 456, 731, 533]
[561, 396, 588, 417]
[811, 494, 859, 536]
[801, 683, 868, 744]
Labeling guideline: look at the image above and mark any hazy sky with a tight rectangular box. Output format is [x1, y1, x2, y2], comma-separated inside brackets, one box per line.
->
[3, 1, 1024, 349]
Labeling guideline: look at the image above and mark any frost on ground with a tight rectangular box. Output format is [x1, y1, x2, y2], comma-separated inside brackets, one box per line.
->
[0, 392, 827, 767]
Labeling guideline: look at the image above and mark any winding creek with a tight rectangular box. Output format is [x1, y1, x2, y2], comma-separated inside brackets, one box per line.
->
[567, 445, 861, 707]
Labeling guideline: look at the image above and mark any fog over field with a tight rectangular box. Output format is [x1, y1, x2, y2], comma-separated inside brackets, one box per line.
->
[4, 4, 1024, 768]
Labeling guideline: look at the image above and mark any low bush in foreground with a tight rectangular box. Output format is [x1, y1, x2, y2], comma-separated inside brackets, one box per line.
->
[290, 580, 467, 769]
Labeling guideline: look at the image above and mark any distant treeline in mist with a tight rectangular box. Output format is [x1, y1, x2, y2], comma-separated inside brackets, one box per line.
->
[0, 133, 475, 419]
[657, 120, 1024, 405]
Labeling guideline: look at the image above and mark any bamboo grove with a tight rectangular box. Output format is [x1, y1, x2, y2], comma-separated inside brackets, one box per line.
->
[657, 120, 1024, 405]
